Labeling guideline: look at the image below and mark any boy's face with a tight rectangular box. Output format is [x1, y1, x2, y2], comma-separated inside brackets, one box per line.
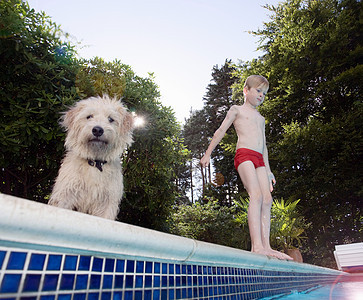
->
[244, 84, 268, 107]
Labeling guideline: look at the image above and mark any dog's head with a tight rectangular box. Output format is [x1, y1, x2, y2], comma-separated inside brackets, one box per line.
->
[61, 95, 133, 161]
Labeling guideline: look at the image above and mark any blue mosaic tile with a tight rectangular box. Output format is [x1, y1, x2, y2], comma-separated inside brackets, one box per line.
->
[64, 255, 78, 270]
[169, 288, 174, 299]
[137, 291, 145, 300]
[114, 275, 124, 288]
[135, 275, 143, 288]
[28, 253, 46, 270]
[7, 252, 26, 270]
[153, 262, 160, 274]
[136, 261, 143, 273]
[87, 293, 99, 300]
[0, 274, 21, 293]
[40, 296, 55, 300]
[153, 290, 160, 300]
[73, 294, 86, 300]
[126, 260, 134, 273]
[23, 274, 41, 292]
[0, 250, 6, 269]
[124, 291, 133, 300]
[103, 275, 113, 289]
[101, 292, 111, 300]
[92, 257, 103, 272]
[145, 275, 152, 287]
[144, 290, 152, 300]
[125, 275, 133, 288]
[116, 259, 125, 272]
[60, 274, 75, 290]
[78, 256, 91, 271]
[162, 275, 167, 287]
[161, 289, 167, 299]
[42, 274, 58, 291]
[47, 254, 62, 270]
[162, 263, 167, 274]
[113, 291, 122, 300]
[58, 294, 71, 300]
[145, 261, 153, 273]
[89, 274, 101, 289]
[154, 276, 160, 287]
[75, 274, 88, 290]
[104, 258, 115, 272]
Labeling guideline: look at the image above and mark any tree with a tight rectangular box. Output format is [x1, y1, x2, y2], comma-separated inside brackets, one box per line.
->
[182, 108, 210, 201]
[202, 60, 241, 206]
[231, 0, 362, 267]
[0, 0, 80, 201]
[183, 60, 241, 204]
[1, 1, 189, 232]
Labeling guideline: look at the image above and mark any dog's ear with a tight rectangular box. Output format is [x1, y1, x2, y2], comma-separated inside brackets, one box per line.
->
[61, 102, 86, 130]
[121, 110, 134, 135]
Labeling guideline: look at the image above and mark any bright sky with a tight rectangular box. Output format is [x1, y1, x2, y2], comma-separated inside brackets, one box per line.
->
[27, 0, 281, 123]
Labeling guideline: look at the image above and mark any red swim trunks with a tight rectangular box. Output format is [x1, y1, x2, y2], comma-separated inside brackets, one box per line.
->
[234, 148, 265, 170]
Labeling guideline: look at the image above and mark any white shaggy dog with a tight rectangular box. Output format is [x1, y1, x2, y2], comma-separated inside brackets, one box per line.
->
[49, 95, 133, 220]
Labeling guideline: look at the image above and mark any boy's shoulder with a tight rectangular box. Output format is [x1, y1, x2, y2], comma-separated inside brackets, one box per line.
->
[229, 104, 243, 111]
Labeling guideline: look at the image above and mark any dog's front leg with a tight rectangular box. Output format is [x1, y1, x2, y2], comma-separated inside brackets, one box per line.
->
[91, 202, 119, 220]
[48, 189, 79, 211]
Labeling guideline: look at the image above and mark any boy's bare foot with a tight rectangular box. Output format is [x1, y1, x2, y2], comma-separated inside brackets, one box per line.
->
[252, 248, 293, 260]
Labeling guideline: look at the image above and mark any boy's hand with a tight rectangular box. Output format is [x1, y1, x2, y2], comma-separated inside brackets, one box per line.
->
[200, 154, 210, 168]
[268, 172, 276, 192]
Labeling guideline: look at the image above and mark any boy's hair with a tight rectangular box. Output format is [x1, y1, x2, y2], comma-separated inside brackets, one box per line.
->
[244, 75, 269, 90]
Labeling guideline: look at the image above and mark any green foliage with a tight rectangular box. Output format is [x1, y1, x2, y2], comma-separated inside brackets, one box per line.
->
[0, 0, 80, 201]
[234, 198, 310, 251]
[169, 199, 247, 249]
[270, 199, 310, 251]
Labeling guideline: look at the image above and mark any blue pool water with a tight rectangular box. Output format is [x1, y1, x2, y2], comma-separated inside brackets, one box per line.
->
[276, 277, 363, 299]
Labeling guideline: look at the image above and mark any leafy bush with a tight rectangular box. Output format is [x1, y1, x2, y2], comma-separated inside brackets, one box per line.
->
[234, 197, 310, 251]
[169, 198, 248, 249]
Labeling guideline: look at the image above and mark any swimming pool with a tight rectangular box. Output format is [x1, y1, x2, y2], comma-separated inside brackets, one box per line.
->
[0, 194, 354, 299]
[276, 279, 363, 299]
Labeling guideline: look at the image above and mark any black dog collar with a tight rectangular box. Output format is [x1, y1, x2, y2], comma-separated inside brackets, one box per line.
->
[88, 159, 107, 172]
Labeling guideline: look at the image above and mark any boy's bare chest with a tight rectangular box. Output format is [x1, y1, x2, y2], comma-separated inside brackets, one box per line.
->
[234, 108, 263, 127]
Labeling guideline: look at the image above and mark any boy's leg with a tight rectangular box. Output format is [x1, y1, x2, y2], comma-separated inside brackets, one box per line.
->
[238, 162, 293, 260]
[256, 167, 293, 260]
[255, 167, 273, 249]
[237, 161, 265, 253]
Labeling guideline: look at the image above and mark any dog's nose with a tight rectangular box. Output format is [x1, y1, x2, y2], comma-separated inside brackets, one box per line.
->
[92, 126, 104, 137]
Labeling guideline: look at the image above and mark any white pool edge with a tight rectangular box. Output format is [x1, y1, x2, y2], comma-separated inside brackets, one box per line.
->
[0, 193, 344, 276]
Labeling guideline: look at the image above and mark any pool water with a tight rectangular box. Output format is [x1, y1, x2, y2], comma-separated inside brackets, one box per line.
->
[278, 280, 363, 299]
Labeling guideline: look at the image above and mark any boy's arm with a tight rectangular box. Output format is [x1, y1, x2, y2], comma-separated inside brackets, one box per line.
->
[200, 106, 238, 167]
[262, 119, 276, 192]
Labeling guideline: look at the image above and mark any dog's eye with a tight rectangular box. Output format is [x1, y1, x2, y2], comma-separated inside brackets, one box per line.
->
[108, 117, 114, 123]
[87, 115, 93, 119]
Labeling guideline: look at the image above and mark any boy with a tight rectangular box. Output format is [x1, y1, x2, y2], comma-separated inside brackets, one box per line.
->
[200, 75, 292, 260]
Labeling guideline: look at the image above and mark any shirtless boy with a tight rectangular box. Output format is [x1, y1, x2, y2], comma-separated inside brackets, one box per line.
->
[200, 75, 292, 260]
